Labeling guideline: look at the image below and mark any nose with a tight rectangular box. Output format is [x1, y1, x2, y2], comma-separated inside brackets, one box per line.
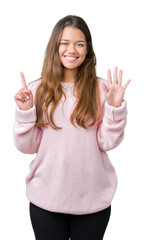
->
[68, 43, 77, 54]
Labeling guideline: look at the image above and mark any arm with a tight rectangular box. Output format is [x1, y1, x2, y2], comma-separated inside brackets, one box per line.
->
[13, 72, 42, 154]
[97, 67, 130, 152]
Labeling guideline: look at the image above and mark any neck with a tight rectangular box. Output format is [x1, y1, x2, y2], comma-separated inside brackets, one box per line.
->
[62, 68, 77, 83]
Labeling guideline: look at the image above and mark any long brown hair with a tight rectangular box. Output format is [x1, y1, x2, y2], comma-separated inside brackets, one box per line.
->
[35, 15, 102, 129]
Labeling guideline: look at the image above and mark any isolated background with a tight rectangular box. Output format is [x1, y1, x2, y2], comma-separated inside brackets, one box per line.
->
[0, 0, 144, 239]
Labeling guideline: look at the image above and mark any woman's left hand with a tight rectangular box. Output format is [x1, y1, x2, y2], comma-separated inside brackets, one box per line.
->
[102, 67, 131, 107]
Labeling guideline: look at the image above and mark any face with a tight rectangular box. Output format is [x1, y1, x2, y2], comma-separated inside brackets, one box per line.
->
[59, 27, 88, 71]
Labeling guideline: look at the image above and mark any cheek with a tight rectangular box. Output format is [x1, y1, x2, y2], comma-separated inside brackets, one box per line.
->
[81, 51, 87, 61]
[59, 47, 62, 56]
[79, 47, 87, 57]
[59, 46, 63, 56]
[59, 45, 67, 54]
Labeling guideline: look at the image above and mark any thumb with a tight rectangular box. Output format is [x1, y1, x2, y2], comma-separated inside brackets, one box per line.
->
[102, 83, 108, 95]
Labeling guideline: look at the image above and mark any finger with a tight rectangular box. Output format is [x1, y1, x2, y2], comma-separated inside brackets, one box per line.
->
[113, 66, 118, 84]
[24, 89, 33, 99]
[15, 94, 22, 101]
[123, 79, 131, 90]
[20, 72, 27, 89]
[107, 69, 112, 85]
[22, 89, 32, 100]
[118, 70, 123, 86]
[15, 90, 31, 102]
[102, 83, 108, 95]
[15, 92, 26, 102]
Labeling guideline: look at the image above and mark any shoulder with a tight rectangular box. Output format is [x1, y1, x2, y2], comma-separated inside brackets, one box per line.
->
[28, 78, 42, 91]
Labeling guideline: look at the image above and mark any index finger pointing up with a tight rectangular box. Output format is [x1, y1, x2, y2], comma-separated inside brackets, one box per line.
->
[20, 72, 27, 89]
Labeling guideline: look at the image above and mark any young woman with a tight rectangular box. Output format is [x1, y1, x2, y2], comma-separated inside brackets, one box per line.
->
[14, 15, 130, 240]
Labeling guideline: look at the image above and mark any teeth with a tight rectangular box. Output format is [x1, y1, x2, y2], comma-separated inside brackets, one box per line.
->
[65, 56, 77, 60]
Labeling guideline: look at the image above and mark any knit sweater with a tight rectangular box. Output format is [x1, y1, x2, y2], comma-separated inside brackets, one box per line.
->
[13, 78, 127, 215]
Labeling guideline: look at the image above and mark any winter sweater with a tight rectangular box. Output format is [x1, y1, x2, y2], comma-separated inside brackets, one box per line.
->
[13, 78, 127, 215]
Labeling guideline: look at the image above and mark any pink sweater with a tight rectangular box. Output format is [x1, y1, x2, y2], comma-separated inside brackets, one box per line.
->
[13, 78, 127, 215]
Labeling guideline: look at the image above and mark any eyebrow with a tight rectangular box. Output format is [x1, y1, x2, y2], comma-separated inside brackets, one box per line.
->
[60, 39, 85, 42]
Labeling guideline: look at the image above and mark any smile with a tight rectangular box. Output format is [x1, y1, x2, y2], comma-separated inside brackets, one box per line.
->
[63, 55, 79, 61]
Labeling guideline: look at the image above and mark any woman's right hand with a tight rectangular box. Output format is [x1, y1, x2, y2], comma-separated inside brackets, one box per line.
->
[14, 72, 33, 110]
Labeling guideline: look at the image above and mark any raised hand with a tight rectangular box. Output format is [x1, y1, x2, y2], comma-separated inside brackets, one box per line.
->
[14, 72, 33, 110]
[102, 67, 131, 108]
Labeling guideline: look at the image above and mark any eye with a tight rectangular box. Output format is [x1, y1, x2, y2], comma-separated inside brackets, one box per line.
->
[76, 43, 84, 47]
[60, 42, 68, 46]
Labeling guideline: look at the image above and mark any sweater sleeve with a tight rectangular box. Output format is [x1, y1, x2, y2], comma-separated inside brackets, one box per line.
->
[13, 105, 43, 154]
[97, 100, 127, 152]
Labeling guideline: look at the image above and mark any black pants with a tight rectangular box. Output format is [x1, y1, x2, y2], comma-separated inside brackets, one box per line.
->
[30, 202, 111, 240]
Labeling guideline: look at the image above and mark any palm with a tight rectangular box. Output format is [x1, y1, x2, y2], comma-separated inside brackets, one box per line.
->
[102, 67, 131, 108]
[105, 83, 125, 107]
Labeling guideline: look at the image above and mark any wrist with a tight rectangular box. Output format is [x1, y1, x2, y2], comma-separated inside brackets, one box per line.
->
[106, 100, 122, 108]
[19, 106, 33, 111]
[107, 103, 121, 108]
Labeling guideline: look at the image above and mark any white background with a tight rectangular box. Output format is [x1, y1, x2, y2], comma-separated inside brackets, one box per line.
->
[0, 0, 144, 239]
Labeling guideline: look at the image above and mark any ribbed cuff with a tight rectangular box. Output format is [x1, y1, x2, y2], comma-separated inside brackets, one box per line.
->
[104, 100, 127, 121]
[15, 105, 37, 123]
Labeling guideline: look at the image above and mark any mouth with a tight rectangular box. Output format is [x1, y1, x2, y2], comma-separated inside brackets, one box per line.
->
[63, 55, 79, 61]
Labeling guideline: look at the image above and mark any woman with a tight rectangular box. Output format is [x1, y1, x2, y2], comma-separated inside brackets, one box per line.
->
[14, 15, 130, 240]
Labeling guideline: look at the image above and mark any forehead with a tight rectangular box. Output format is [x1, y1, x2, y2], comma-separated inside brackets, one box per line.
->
[60, 26, 86, 41]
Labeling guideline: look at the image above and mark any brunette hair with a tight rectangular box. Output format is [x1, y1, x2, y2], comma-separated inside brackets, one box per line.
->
[35, 15, 102, 129]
